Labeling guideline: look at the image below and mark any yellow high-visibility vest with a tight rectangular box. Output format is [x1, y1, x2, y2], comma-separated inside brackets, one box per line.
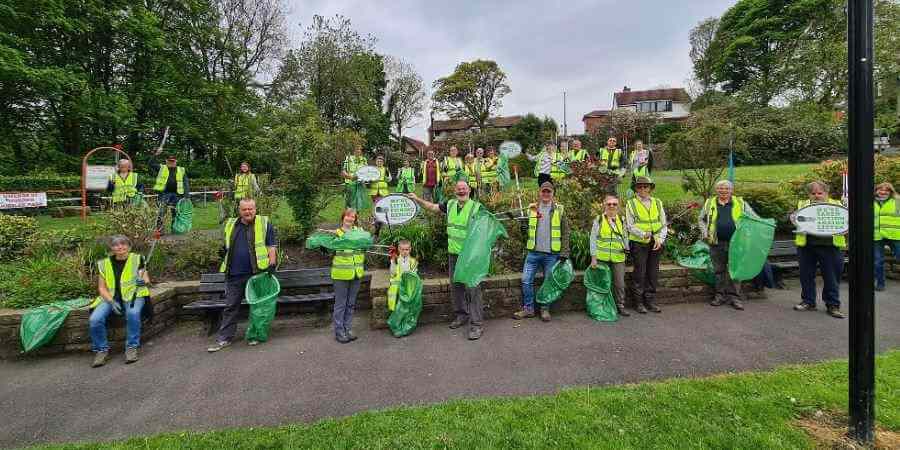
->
[110, 172, 138, 203]
[387, 257, 418, 311]
[91, 253, 149, 308]
[595, 215, 626, 263]
[598, 147, 621, 170]
[875, 198, 900, 241]
[447, 199, 480, 255]
[627, 197, 664, 244]
[703, 196, 744, 245]
[330, 227, 365, 280]
[153, 166, 185, 194]
[526, 204, 563, 252]
[343, 156, 368, 185]
[219, 216, 271, 273]
[233, 173, 257, 199]
[368, 166, 389, 196]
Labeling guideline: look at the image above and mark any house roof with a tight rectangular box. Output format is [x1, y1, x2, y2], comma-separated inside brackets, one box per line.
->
[402, 136, 428, 153]
[614, 88, 691, 106]
[430, 115, 523, 132]
[583, 110, 611, 119]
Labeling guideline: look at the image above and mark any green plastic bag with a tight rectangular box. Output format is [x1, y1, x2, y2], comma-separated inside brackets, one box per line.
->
[452, 207, 508, 288]
[344, 182, 372, 211]
[496, 154, 511, 189]
[386, 272, 424, 337]
[584, 266, 618, 322]
[305, 230, 374, 252]
[244, 273, 281, 343]
[677, 241, 716, 286]
[729, 215, 776, 281]
[172, 198, 193, 234]
[20, 298, 91, 353]
[536, 259, 575, 305]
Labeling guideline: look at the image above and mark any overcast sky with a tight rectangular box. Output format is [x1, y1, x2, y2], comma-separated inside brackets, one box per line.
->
[285, 0, 736, 141]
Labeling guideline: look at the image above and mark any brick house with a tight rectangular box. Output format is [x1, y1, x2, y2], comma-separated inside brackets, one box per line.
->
[582, 110, 611, 135]
[428, 115, 523, 143]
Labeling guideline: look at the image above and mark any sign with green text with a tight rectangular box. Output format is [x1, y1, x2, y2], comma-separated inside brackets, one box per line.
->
[794, 203, 849, 237]
[374, 194, 419, 225]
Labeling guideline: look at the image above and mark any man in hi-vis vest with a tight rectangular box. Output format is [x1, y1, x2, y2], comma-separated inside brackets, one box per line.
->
[208, 198, 277, 352]
[408, 180, 486, 340]
[233, 162, 260, 200]
[151, 153, 190, 232]
[514, 181, 570, 322]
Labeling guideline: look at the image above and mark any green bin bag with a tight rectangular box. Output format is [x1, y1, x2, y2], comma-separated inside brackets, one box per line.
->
[386, 272, 424, 337]
[584, 266, 618, 322]
[244, 273, 281, 343]
[172, 198, 193, 234]
[344, 181, 372, 211]
[536, 259, 575, 306]
[305, 230, 374, 252]
[677, 241, 716, 286]
[729, 216, 776, 281]
[20, 298, 91, 353]
[452, 208, 508, 288]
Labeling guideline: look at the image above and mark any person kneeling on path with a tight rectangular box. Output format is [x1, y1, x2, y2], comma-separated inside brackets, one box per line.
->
[327, 208, 367, 343]
[791, 181, 846, 318]
[626, 177, 666, 314]
[514, 181, 570, 322]
[89, 235, 151, 367]
[408, 180, 486, 340]
[699, 180, 758, 311]
[388, 240, 418, 312]
[208, 198, 277, 352]
[590, 195, 631, 316]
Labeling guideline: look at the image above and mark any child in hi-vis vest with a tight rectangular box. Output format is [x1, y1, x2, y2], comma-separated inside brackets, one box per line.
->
[387, 240, 418, 311]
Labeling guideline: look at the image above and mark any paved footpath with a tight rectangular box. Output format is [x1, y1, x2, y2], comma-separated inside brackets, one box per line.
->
[1, 281, 898, 449]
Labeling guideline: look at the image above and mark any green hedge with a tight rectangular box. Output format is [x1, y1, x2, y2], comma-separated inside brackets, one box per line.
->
[0, 175, 229, 192]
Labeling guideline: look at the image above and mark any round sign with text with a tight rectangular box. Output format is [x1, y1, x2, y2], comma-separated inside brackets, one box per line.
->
[374, 194, 419, 225]
[794, 203, 849, 237]
[498, 141, 522, 159]
[355, 165, 381, 182]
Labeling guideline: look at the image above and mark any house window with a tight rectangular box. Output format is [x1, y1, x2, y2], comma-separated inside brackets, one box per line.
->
[637, 101, 673, 112]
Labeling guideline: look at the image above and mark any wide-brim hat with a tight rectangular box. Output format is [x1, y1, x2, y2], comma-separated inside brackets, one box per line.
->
[633, 176, 655, 188]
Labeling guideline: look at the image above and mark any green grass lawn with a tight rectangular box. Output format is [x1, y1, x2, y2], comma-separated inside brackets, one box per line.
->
[35, 350, 900, 449]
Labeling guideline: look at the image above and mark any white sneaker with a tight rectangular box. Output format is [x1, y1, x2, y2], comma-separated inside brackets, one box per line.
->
[207, 341, 231, 352]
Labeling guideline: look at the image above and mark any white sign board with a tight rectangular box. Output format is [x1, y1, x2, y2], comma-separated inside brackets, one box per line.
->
[355, 165, 381, 182]
[634, 149, 650, 166]
[374, 194, 419, 225]
[85, 165, 116, 191]
[498, 141, 522, 158]
[0, 192, 47, 209]
[794, 203, 849, 237]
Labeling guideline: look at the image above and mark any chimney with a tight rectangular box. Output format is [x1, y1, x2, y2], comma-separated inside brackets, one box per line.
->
[623, 86, 631, 92]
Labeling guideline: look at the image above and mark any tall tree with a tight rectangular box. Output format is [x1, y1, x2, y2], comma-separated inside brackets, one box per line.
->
[432, 59, 511, 129]
[689, 17, 720, 93]
[383, 56, 426, 152]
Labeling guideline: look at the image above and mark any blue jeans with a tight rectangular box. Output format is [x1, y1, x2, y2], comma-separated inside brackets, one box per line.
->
[798, 246, 842, 308]
[875, 240, 899, 288]
[521, 251, 559, 312]
[89, 297, 145, 352]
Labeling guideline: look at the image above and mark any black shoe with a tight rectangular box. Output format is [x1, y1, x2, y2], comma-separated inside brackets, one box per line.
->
[449, 316, 468, 329]
[467, 326, 483, 340]
[347, 333, 358, 342]
[636, 304, 648, 314]
[617, 306, 631, 317]
[647, 304, 661, 313]
[335, 334, 351, 344]
[875, 285, 885, 292]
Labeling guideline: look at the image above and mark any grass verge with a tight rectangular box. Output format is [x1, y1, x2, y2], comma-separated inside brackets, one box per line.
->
[35, 350, 899, 449]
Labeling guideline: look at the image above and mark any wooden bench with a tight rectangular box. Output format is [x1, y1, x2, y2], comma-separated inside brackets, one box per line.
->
[183, 268, 337, 335]
[769, 240, 800, 270]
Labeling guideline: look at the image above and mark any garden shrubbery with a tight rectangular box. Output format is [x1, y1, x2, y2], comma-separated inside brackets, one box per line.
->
[784, 156, 900, 197]
[0, 214, 38, 259]
[0, 254, 94, 309]
[740, 186, 795, 232]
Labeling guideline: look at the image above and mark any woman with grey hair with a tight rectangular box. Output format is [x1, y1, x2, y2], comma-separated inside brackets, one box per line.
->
[88, 235, 151, 367]
[698, 180, 758, 310]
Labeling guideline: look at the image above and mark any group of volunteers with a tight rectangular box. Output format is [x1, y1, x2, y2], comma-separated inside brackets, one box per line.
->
[86, 137, 899, 367]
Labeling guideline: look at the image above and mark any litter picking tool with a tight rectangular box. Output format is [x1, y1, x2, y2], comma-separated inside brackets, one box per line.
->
[512, 166, 525, 218]
[215, 191, 227, 223]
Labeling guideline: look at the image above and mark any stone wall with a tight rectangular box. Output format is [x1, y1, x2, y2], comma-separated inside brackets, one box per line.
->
[369, 264, 746, 329]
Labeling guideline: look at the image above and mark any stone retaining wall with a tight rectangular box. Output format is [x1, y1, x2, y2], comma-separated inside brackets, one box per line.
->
[369, 265, 752, 329]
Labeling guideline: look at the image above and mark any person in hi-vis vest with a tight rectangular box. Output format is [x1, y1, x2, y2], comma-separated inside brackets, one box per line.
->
[625, 176, 667, 314]
[514, 181, 570, 322]
[89, 235, 151, 368]
[233, 162, 260, 200]
[597, 137, 625, 174]
[874, 182, 900, 291]
[408, 180, 486, 341]
[107, 159, 141, 205]
[590, 194, 630, 317]
[150, 154, 190, 232]
[325, 208, 367, 344]
[387, 240, 418, 312]
[790, 181, 846, 319]
[207, 198, 277, 353]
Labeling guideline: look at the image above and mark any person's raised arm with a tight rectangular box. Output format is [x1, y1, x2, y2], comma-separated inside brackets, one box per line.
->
[407, 192, 441, 213]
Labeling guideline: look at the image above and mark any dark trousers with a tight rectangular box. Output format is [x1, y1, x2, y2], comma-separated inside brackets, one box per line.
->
[333, 278, 361, 336]
[217, 274, 252, 342]
[537, 173, 552, 187]
[448, 254, 484, 326]
[799, 245, 843, 308]
[710, 242, 741, 303]
[874, 240, 900, 288]
[156, 192, 180, 231]
[630, 241, 661, 306]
